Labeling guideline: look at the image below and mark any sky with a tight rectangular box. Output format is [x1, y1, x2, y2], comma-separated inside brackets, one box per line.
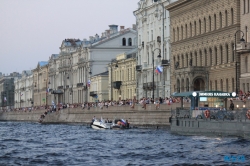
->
[0, 0, 138, 75]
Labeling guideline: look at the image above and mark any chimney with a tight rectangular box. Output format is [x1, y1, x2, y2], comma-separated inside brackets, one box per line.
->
[132, 24, 137, 30]
[106, 30, 110, 37]
[120, 26, 125, 31]
[109, 24, 118, 34]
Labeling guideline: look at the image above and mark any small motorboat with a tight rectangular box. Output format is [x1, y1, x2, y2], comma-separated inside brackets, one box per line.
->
[91, 119, 112, 129]
[111, 119, 130, 129]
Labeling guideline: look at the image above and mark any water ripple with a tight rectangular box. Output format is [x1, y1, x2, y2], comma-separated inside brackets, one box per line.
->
[0, 121, 249, 165]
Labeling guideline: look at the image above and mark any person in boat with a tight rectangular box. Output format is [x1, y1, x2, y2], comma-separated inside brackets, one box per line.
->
[92, 116, 96, 122]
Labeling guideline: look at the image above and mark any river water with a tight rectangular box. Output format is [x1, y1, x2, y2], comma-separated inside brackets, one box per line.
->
[0, 122, 249, 166]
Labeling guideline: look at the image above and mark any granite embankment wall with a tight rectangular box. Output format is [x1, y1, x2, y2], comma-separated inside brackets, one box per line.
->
[0, 104, 178, 127]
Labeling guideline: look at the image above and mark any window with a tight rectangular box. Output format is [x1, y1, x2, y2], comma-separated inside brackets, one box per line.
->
[220, 45, 223, 64]
[181, 54, 184, 68]
[199, 50, 202, 66]
[199, 19, 202, 34]
[209, 48, 212, 66]
[215, 47, 218, 65]
[181, 26, 183, 40]
[209, 16, 211, 31]
[122, 38, 126, 46]
[226, 44, 229, 63]
[231, 8, 234, 25]
[185, 24, 188, 38]
[232, 78, 235, 92]
[151, 30, 153, 41]
[177, 27, 179, 41]
[243, 0, 246, 14]
[194, 21, 197, 35]
[226, 79, 229, 92]
[248, 0, 250, 13]
[190, 23, 192, 37]
[246, 26, 248, 42]
[186, 54, 188, 67]
[219, 12, 222, 28]
[225, 10, 228, 26]
[204, 18, 206, 32]
[214, 14, 217, 30]
[195, 52, 198, 66]
[232, 43, 234, 62]
[128, 38, 132, 46]
[204, 49, 207, 66]
[173, 28, 175, 42]
[210, 80, 213, 90]
[220, 79, 223, 91]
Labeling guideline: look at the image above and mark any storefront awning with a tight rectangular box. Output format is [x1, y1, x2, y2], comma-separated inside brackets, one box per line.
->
[172, 91, 236, 98]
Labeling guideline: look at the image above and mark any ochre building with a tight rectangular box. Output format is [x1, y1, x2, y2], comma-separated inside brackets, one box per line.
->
[166, 0, 241, 93]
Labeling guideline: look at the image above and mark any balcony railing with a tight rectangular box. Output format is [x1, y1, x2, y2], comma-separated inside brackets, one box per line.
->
[77, 83, 84, 87]
[90, 91, 97, 96]
[112, 81, 122, 89]
[162, 60, 170, 66]
[136, 65, 142, 71]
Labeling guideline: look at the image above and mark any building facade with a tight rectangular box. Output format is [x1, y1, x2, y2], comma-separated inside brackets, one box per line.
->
[78, 25, 137, 102]
[166, 0, 241, 94]
[109, 49, 137, 101]
[238, 0, 250, 93]
[14, 70, 33, 108]
[0, 72, 21, 109]
[89, 71, 109, 102]
[134, 0, 173, 99]
[33, 62, 49, 106]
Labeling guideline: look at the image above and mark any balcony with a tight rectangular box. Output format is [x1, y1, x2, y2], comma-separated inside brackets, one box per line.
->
[147, 82, 156, 90]
[136, 65, 142, 71]
[90, 91, 97, 97]
[143, 83, 148, 90]
[236, 42, 250, 53]
[58, 86, 63, 90]
[162, 60, 170, 66]
[77, 83, 84, 87]
[112, 81, 122, 89]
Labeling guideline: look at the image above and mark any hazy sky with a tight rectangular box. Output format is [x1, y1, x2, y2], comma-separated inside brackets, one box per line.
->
[0, 0, 137, 75]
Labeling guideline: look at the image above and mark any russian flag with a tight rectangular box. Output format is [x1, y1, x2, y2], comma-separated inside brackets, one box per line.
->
[87, 80, 91, 87]
[156, 65, 163, 74]
[46, 88, 49, 94]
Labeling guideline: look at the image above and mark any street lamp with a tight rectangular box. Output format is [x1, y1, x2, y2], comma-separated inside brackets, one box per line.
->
[152, 48, 161, 100]
[234, 30, 245, 95]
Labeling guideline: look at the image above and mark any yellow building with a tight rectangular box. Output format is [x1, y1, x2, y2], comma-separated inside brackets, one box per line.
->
[89, 71, 109, 102]
[109, 48, 137, 101]
[33, 61, 49, 106]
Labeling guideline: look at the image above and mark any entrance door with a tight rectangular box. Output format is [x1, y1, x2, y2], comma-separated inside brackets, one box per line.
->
[193, 78, 205, 91]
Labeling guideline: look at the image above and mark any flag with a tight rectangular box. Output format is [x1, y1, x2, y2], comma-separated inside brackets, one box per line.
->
[46, 88, 49, 94]
[4, 97, 7, 102]
[87, 80, 91, 87]
[156, 65, 163, 73]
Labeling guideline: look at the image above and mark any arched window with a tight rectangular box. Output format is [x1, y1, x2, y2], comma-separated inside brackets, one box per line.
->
[186, 78, 189, 91]
[225, 44, 229, 63]
[173, 28, 175, 42]
[181, 54, 184, 68]
[220, 45, 223, 64]
[209, 16, 211, 31]
[215, 47, 218, 65]
[219, 12, 222, 28]
[128, 38, 132, 46]
[122, 38, 126, 46]
[214, 14, 217, 30]
[190, 23, 192, 37]
[231, 8, 234, 25]
[204, 18, 206, 32]
[199, 19, 202, 34]
[243, 0, 246, 14]
[209, 48, 212, 66]
[225, 10, 228, 26]
[194, 21, 197, 35]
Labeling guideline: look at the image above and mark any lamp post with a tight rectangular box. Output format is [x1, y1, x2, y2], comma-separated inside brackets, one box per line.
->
[234, 30, 245, 95]
[152, 48, 161, 100]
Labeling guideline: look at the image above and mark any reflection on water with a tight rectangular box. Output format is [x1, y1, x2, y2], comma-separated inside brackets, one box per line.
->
[0, 122, 249, 166]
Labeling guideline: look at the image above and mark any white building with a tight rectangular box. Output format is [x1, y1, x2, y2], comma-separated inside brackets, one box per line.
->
[134, 0, 175, 99]
[14, 70, 33, 108]
[76, 24, 137, 102]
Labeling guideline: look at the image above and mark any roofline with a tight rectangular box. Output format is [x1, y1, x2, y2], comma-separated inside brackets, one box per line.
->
[165, 0, 189, 11]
